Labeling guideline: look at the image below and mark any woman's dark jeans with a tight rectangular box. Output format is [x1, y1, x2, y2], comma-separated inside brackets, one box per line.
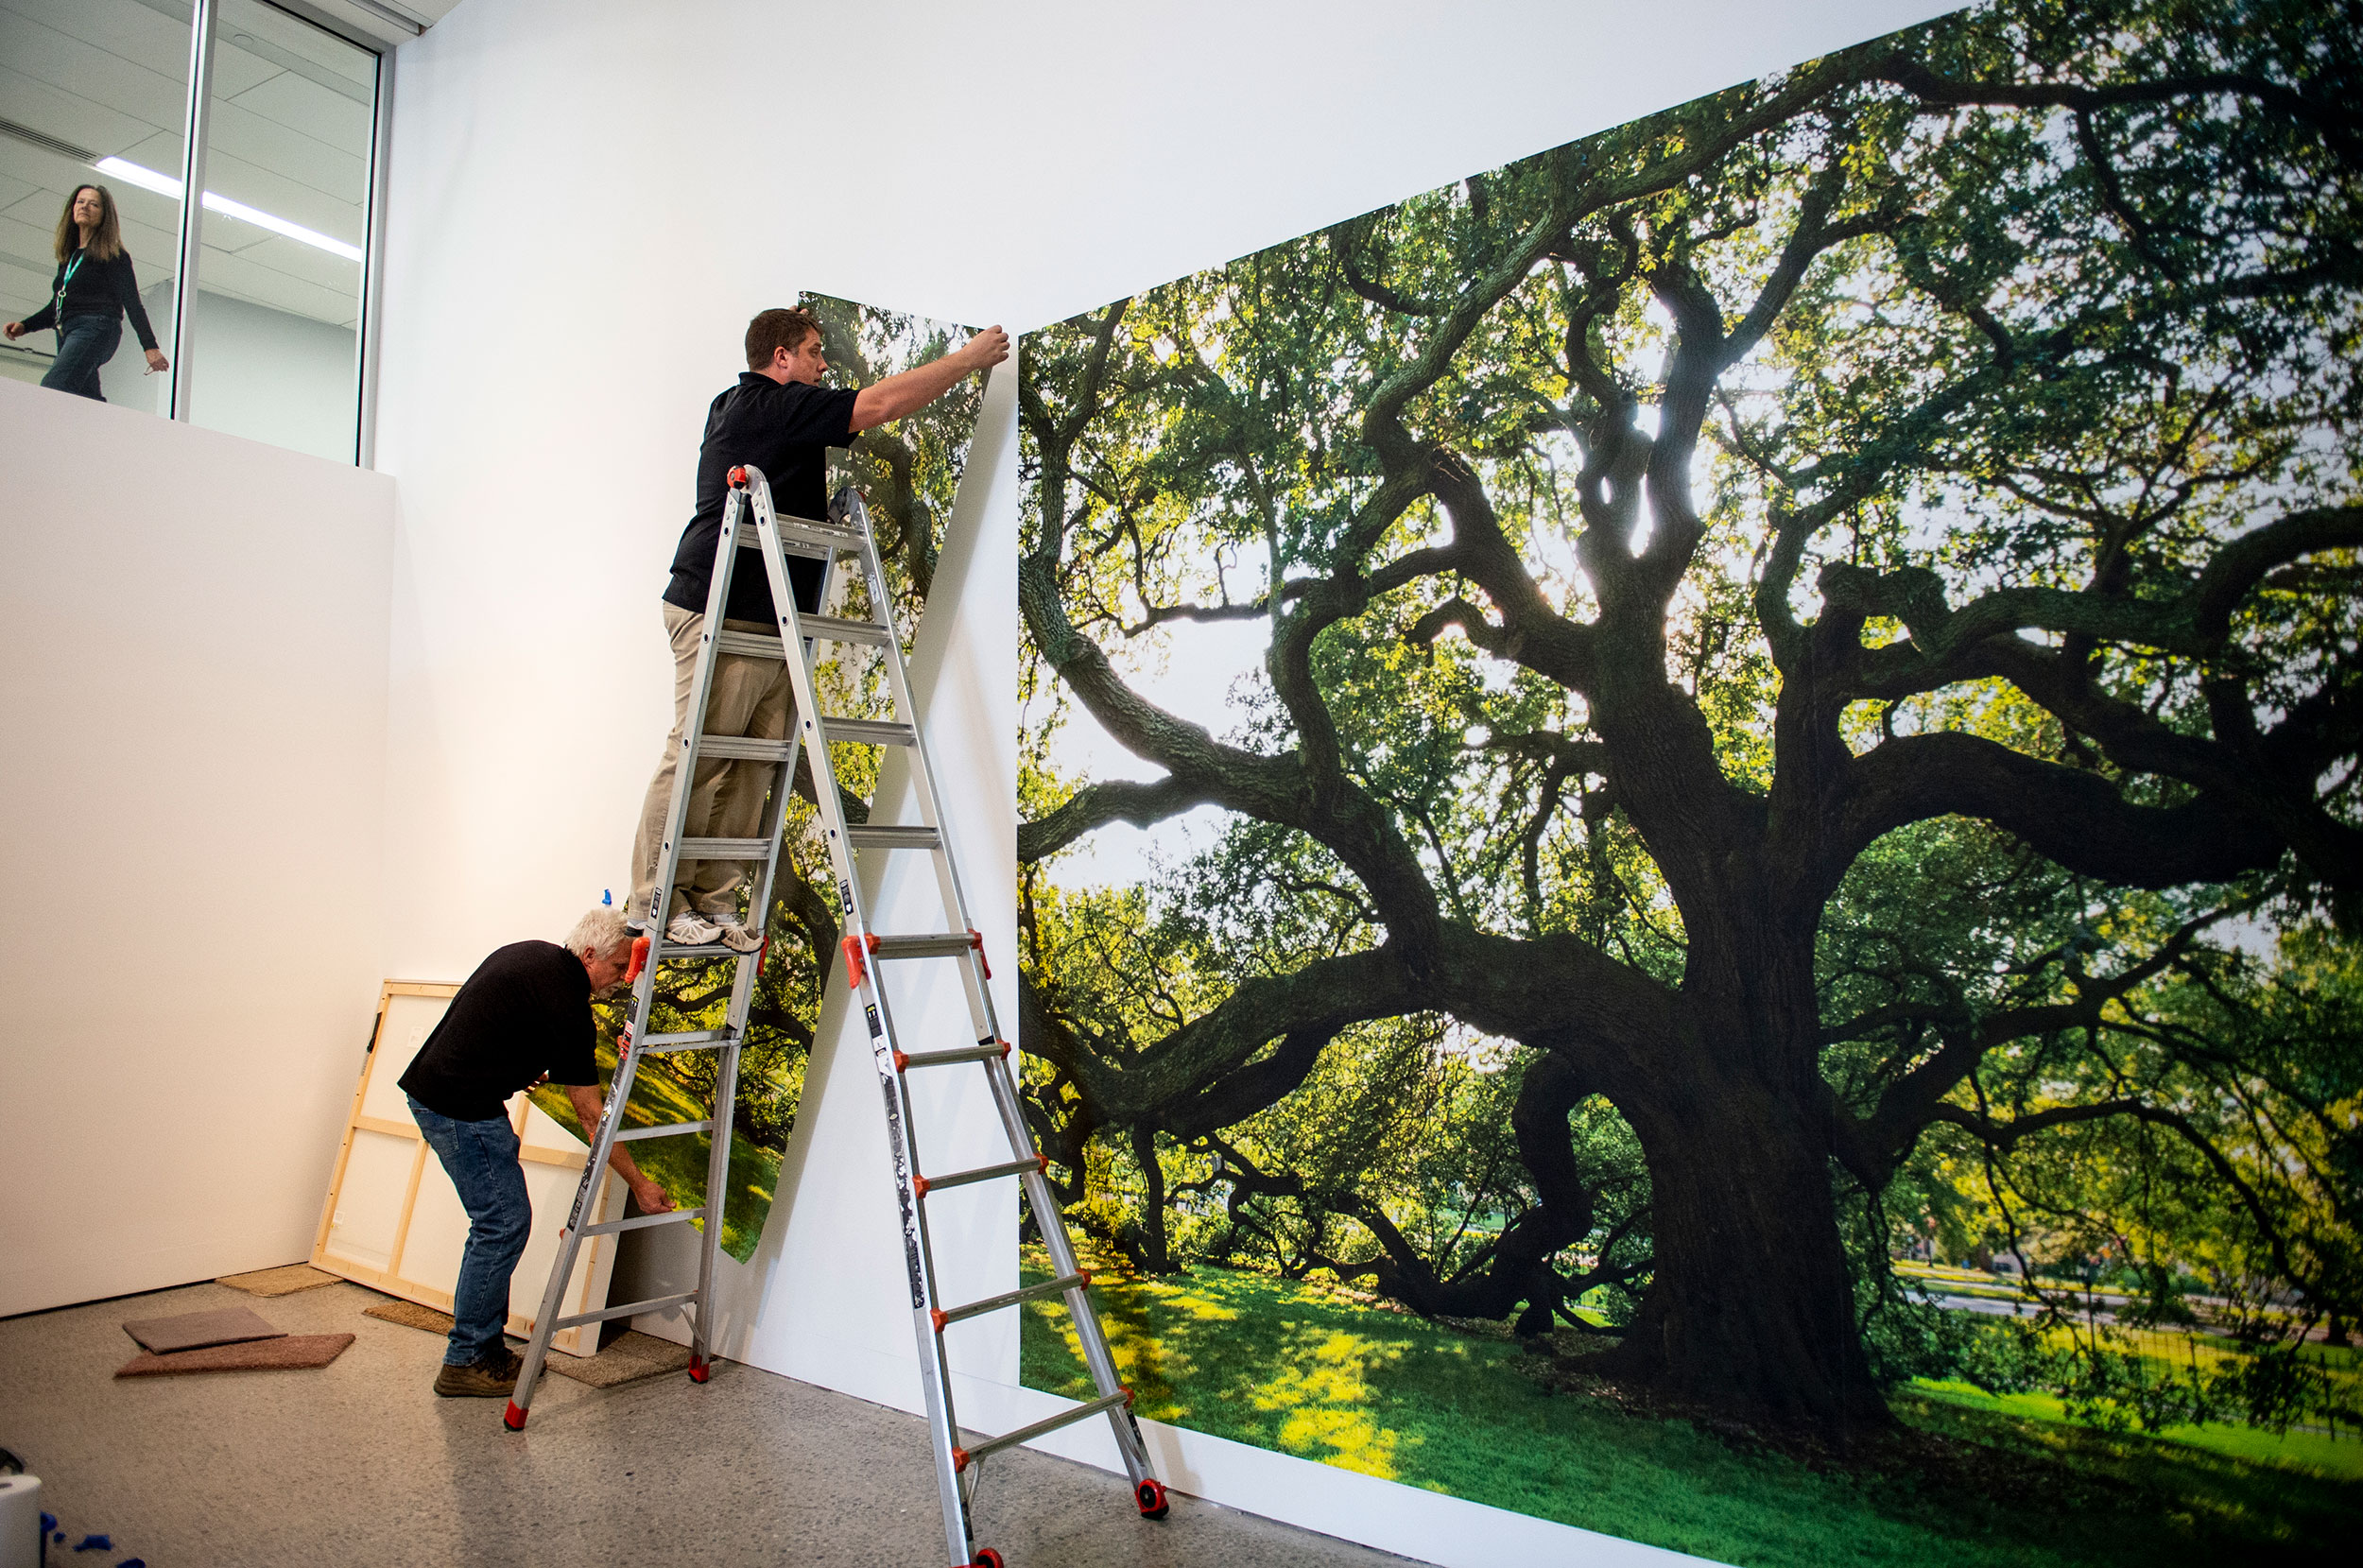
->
[40, 314, 123, 401]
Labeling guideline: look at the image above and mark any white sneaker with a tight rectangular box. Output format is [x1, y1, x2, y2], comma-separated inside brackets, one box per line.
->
[713, 918, 764, 955]
[666, 908, 721, 946]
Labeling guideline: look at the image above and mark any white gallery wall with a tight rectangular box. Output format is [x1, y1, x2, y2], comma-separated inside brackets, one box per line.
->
[363, 0, 1956, 1561]
[0, 375, 394, 1318]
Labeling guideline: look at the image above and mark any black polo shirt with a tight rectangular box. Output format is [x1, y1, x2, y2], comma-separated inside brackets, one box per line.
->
[664, 372, 860, 626]
[397, 941, 601, 1122]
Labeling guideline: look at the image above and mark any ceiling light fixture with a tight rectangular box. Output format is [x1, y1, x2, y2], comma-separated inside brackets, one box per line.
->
[95, 156, 364, 264]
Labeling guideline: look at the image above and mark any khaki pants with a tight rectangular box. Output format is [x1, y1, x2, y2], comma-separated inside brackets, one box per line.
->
[630, 602, 793, 925]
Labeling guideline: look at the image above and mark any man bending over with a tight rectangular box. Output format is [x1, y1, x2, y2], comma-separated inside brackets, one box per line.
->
[630, 305, 1009, 951]
[399, 905, 673, 1398]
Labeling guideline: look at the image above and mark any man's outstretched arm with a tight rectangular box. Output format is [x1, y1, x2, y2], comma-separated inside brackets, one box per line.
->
[562, 1082, 677, 1214]
[850, 325, 1009, 432]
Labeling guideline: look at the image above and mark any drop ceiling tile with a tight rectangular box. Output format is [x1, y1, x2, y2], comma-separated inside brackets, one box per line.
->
[231, 68, 371, 152]
[199, 139, 364, 240]
[0, 63, 165, 159]
[115, 216, 179, 267]
[223, 0, 374, 87]
[1, 186, 62, 228]
[217, 15, 372, 110]
[0, 11, 183, 127]
[197, 238, 349, 321]
[103, 169, 182, 223]
[0, 209, 59, 272]
[0, 138, 77, 189]
[191, 202, 276, 253]
[225, 230, 358, 296]
[204, 105, 365, 205]
[205, 38, 280, 100]
[8, 0, 193, 79]
[1, 252, 56, 315]
[0, 171, 38, 211]
[116, 128, 186, 173]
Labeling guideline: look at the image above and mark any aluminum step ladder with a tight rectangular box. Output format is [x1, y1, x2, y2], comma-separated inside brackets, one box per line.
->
[509, 463, 1171, 1568]
[502, 469, 846, 1433]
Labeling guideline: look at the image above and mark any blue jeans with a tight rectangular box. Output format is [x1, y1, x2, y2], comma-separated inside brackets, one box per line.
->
[407, 1095, 532, 1366]
[41, 315, 122, 401]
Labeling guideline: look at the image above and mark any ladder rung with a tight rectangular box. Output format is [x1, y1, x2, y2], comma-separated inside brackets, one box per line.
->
[801, 612, 892, 646]
[896, 1040, 1008, 1072]
[556, 1290, 697, 1330]
[641, 1028, 732, 1053]
[935, 1272, 1088, 1332]
[820, 717, 916, 747]
[957, 1389, 1131, 1470]
[777, 512, 864, 543]
[734, 519, 843, 557]
[712, 629, 784, 660]
[696, 734, 793, 762]
[713, 616, 889, 656]
[651, 942, 750, 962]
[871, 933, 979, 960]
[677, 837, 771, 859]
[614, 1118, 715, 1143]
[738, 515, 862, 551]
[914, 1155, 1044, 1197]
[846, 824, 941, 850]
[580, 1206, 707, 1237]
[737, 531, 830, 561]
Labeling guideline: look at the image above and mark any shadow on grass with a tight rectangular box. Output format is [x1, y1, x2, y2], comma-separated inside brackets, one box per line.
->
[528, 1036, 783, 1264]
[1020, 1246, 2362, 1568]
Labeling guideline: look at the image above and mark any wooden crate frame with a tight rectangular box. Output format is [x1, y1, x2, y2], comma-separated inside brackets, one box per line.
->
[311, 979, 624, 1356]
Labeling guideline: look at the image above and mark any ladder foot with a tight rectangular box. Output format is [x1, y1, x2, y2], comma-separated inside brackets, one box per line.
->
[958, 1551, 1004, 1568]
[687, 1354, 712, 1384]
[1134, 1478, 1169, 1520]
[503, 1401, 527, 1431]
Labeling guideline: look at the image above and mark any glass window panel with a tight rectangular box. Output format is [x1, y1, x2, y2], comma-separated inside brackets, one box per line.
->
[0, 0, 191, 413]
[187, 0, 374, 462]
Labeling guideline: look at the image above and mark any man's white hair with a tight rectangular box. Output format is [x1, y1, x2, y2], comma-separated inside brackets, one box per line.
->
[565, 905, 632, 963]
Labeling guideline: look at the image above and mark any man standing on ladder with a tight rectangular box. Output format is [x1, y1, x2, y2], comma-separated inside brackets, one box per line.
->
[400, 906, 675, 1397]
[629, 306, 1009, 951]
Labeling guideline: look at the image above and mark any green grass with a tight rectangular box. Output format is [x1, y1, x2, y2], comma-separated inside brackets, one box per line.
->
[528, 1038, 781, 1262]
[1913, 1379, 2363, 1478]
[1020, 1247, 2362, 1568]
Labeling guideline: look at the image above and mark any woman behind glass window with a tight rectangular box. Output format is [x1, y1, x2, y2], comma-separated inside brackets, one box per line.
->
[3, 184, 168, 401]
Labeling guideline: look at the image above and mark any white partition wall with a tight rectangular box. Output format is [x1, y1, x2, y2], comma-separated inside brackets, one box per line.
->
[0, 376, 394, 1318]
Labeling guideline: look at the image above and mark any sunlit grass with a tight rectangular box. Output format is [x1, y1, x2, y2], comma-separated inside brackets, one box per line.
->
[1914, 1379, 2363, 1481]
[528, 1035, 781, 1263]
[1020, 1246, 2362, 1567]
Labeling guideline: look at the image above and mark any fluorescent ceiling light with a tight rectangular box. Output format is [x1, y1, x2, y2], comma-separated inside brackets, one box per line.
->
[95, 156, 363, 264]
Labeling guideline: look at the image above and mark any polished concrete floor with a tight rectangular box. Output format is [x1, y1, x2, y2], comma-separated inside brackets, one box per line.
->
[1, 1278, 1415, 1567]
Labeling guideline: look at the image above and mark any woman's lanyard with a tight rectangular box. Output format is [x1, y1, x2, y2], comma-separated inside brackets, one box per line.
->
[55, 250, 85, 321]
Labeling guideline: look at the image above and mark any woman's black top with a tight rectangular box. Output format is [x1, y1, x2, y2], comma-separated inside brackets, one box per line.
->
[20, 247, 161, 352]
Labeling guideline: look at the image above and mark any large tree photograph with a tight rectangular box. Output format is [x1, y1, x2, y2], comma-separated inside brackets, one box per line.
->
[1013, 1, 2362, 1560]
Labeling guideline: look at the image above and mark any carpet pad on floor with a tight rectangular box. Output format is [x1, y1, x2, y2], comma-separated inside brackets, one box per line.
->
[362, 1300, 695, 1387]
[216, 1264, 343, 1297]
[121, 1306, 285, 1353]
[116, 1334, 354, 1376]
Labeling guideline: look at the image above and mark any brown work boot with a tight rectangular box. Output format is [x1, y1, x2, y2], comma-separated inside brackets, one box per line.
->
[433, 1350, 521, 1398]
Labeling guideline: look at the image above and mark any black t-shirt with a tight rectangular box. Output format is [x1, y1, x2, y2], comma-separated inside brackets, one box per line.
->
[397, 941, 601, 1122]
[664, 373, 860, 626]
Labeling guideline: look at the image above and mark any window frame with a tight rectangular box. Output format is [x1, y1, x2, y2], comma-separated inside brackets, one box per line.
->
[161, 0, 392, 466]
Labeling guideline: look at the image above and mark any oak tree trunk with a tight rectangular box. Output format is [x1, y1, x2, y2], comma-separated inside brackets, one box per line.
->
[1596, 1058, 1886, 1436]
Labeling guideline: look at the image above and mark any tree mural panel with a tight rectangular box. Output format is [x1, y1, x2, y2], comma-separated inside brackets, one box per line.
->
[1016, 2, 2361, 1558]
